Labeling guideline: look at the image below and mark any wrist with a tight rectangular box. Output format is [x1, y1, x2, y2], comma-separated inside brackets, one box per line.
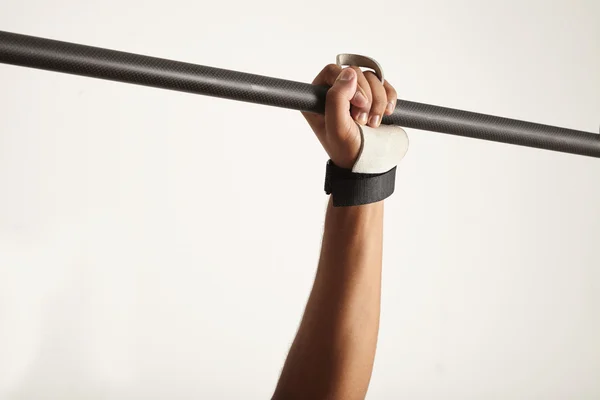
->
[330, 157, 355, 170]
[328, 133, 361, 170]
[323, 123, 409, 207]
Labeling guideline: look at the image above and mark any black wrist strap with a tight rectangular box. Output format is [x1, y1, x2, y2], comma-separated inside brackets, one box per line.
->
[324, 160, 397, 207]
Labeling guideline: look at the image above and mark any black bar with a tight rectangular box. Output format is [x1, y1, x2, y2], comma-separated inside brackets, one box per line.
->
[0, 30, 598, 158]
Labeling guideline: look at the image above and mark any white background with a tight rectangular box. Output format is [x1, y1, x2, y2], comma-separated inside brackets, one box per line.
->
[1, 0, 599, 398]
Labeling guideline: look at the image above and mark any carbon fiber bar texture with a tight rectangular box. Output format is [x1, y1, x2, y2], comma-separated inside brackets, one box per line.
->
[1, 30, 598, 158]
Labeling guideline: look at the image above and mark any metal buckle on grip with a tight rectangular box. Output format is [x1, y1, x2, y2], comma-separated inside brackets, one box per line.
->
[336, 54, 385, 84]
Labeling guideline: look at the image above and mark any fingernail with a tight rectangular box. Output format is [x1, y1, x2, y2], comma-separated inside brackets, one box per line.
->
[386, 102, 395, 114]
[369, 114, 381, 127]
[358, 112, 368, 125]
[353, 90, 368, 105]
[338, 68, 354, 81]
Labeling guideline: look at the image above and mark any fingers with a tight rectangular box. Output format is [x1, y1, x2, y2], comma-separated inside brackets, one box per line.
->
[304, 63, 399, 170]
[364, 71, 387, 127]
[311, 63, 342, 86]
[383, 81, 398, 115]
[350, 69, 397, 128]
[325, 68, 359, 141]
[349, 67, 371, 125]
[308, 63, 399, 133]
[302, 64, 343, 133]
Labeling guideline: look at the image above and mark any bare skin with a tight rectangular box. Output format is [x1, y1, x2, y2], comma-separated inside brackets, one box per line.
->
[272, 65, 398, 400]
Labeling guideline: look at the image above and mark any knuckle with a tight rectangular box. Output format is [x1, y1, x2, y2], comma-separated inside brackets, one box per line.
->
[387, 86, 397, 99]
[385, 81, 398, 97]
[372, 100, 386, 114]
[324, 63, 340, 75]
[372, 96, 386, 106]
[316, 64, 341, 84]
[351, 66, 366, 79]
[371, 91, 387, 110]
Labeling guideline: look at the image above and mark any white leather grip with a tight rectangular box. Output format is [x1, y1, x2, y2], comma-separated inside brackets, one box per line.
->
[352, 123, 409, 174]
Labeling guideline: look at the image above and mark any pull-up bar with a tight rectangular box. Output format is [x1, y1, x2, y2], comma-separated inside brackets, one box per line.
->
[0, 30, 598, 158]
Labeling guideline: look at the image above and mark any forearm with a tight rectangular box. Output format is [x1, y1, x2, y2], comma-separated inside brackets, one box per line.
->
[273, 197, 384, 400]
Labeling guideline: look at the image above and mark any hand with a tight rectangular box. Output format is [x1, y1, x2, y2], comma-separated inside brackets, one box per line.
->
[302, 64, 398, 169]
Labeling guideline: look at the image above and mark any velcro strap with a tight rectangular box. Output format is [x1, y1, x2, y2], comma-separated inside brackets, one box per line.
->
[325, 160, 397, 207]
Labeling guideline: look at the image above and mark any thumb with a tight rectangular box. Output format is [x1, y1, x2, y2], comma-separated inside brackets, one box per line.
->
[325, 68, 359, 140]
